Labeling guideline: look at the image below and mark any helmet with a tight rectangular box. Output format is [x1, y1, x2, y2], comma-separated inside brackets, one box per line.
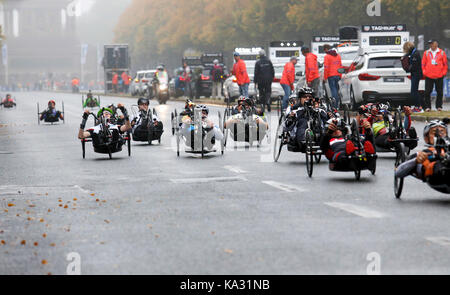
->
[195, 104, 209, 115]
[97, 107, 114, 118]
[48, 99, 56, 105]
[298, 87, 314, 98]
[259, 49, 266, 56]
[213, 59, 219, 64]
[423, 120, 448, 138]
[138, 97, 149, 105]
[157, 65, 164, 71]
[233, 52, 240, 57]
[238, 95, 252, 106]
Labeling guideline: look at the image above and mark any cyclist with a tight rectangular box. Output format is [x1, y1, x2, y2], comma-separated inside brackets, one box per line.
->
[321, 118, 376, 170]
[0, 94, 16, 107]
[83, 90, 99, 108]
[39, 100, 64, 122]
[395, 119, 450, 193]
[131, 98, 163, 141]
[224, 95, 268, 131]
[78, 104, 131, 146]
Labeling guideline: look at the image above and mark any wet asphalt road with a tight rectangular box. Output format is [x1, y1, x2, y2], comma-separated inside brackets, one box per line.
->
[0, 91, 449, 275]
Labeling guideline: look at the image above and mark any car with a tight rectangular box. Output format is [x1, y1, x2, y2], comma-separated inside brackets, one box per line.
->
[338, 50, 425, 110]
[131, 70, 157, 96]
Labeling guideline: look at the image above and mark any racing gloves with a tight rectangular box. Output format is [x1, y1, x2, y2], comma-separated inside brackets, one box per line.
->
[80, 112, 89, 129]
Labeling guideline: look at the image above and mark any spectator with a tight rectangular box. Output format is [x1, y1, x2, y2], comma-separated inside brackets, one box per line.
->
[112, 72, 119, 93]
[323, 44, 342, 109]
[210, 59, 224, 99]
[232, 52, 250, 97]
[254, 49, 275, 112]
[422, 39, 448, 112]
[403, 41, 423, 113]
[301, 47, 320, 96]
[182, 62, 193, 99]
[280, 56, 297, 111]
[122, 71, 130, 94]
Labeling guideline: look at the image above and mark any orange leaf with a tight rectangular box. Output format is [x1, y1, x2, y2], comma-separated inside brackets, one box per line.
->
[20, 240, 26, 245]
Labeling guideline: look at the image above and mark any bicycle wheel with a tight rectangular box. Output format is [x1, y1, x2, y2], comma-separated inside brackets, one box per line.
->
[273, 121, 284, 162]
[305, 130, 314, 178]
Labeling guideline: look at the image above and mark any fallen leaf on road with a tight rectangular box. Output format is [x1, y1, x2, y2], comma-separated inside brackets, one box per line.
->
[34, 242, 38, 246]
[3, 209, 8, 213]
[58, 204, 62, 207]
[29, 205, 36, 208]
[104, 219, 110, 224]
[39, 218, 44, 223]
[50, 243, 55, 247]
[63, 205, 68, 209]
[42, 233, 47, 238]
[20, 240, 26, 245]
[90, 193, 95, 196]
[1, 240, 5, 245]
[224, 249, 233, 254]
[73, 198, 77, 201]
[96, 199, 99, 202]
[47, 209, 51, 213]
[7, 203, 14, 207]
[155, 234, 160, 238]
[41, 259, 47, 265]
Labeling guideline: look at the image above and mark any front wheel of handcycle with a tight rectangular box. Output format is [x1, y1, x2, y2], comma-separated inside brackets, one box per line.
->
[273, 121, 284, 162]
[81, 140, 86, 159]
[127, 132, 132, 156]
[394, 142, 406, 198]
[305, 130, 314, 178]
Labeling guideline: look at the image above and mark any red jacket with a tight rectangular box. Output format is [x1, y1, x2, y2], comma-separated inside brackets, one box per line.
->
[305, 53, 320, 83]
[323, 51, 342, 80]
[422, 48, 448, 79]
[122, 72, 130, 85]
[112, 74, 119, 85]
[280, 61, 295, 89]
[232, 59, 250, 85]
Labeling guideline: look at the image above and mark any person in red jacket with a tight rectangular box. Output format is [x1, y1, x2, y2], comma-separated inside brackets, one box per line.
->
[232, 52, 250, 97]
[112, 72, 119, 93]
[280, 56, 298, 110]
[121, 71, 130, 94]
[301, 47, 320, 96]
[422, 39, 448, 112]
[323, 44, 342, 109]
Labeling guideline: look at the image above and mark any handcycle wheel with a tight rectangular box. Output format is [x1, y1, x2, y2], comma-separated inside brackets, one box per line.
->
[62, 101, 65, 124]
[171, 112, 175, 135]
[354, 169, 361, 180]
[81, 140, 86, 159]
[218, 111, 224, 155]
[223, 108, 229, 147]
[394, 142, 406, 198]
[107, 146, 112, 159]
[176, 130, 180, 157]
[343, 104, 350, 125]
[37, 102, 40, 125]
[314, 154, 321, 164]
[127, 131, 132, 156]
[273, 120, 284, 162]
[277, 97, 281, 119]
[305, 129, 314, 178]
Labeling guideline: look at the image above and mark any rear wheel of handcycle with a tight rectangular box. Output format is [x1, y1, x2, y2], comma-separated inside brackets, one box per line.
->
[37, 102, 40, 125]
[171, 112, 175, 135]
[127, 132, 132, 156]
[273, 120, 284, 162]
[176, 132, 180, 157]
[223, 108, 229, 147]
[218, 111, 224, 155]
[81, 140, 86, 159]
[394, 142, 406, 198]
[276, 97, 281, 120]
[305, 129, 314, 178]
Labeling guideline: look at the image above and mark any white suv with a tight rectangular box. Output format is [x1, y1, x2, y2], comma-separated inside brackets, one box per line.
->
[338, 51, 425, 110]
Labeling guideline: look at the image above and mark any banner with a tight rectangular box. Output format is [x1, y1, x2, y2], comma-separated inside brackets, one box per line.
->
[81, 44, 88, 65]
[2, 44, 7, 66]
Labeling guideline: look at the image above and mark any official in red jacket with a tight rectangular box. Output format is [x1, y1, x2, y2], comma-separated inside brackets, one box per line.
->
[323, 44, 342, 109]
[302, 47, 320, 97]
[280, 56, 298, 110]
[422, 39, 448, 111]
[232, 52, 250, 97]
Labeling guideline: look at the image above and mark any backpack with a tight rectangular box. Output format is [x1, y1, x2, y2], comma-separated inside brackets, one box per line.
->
[401, 55, 410, 72]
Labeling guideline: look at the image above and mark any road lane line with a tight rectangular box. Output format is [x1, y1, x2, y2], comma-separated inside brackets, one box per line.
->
[426, 237, 450, 247]
[223, 165, 248, 174]
[170, 176, 247, 184]
[73, 185, 90, 194]
[261, 181, 308, 193]
[325, 202, 385, 218]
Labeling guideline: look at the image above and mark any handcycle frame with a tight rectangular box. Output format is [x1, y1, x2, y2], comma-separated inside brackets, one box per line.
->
[80, 112, 131, 159]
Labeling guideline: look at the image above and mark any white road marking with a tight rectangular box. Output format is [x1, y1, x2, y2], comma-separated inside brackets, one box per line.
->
[261, 181, 308, 193]
[223, 165, 248, 174]
[325, 202, 385, 218]
[426, 237, 450, 247]
[170, 176, 247, 184]
[73, 185, 90, 194]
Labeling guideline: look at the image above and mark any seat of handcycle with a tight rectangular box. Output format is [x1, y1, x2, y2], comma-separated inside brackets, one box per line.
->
[132, 124, 163, 142]
[329, 154, 377, 172]
[44, 116, 60, 123]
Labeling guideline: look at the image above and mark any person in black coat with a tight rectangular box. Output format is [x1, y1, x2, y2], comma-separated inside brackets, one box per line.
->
[403, 42, 423, 112]
[254, 49, 275, 112]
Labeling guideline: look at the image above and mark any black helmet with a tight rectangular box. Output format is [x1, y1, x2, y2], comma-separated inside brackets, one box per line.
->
[138, 97, 149, 105]
[298, 87, 314, 98]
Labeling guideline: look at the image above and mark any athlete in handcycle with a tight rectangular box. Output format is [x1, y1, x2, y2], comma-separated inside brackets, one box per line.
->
[362, 103, 418, 159]
[131, 97, 164, 145]
[175, 104, 224, 157]
[0, 94, 16, 108]
[394, 119, 450, 197]
[38, 100, 64, 124]
[78, 104, 132, 159]
[273, 87, 329, 176]
[223, 96, 269, 147]
[82, 90, 100, 108]
[320, 117, 377, 180]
